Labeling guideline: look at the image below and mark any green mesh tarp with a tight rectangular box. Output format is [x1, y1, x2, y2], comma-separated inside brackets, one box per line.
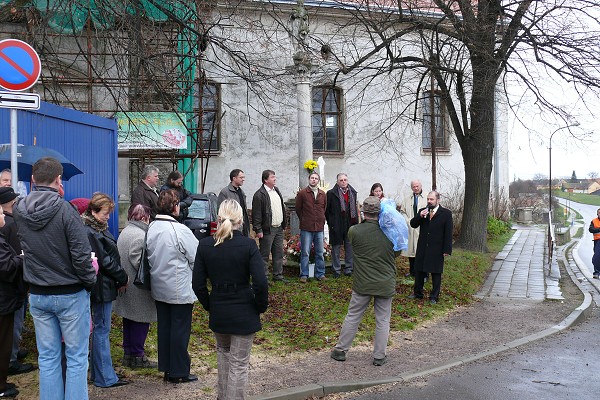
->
[1, 0, 196, 34]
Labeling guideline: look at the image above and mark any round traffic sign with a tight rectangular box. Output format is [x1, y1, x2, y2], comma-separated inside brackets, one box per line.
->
[0, 39, 41, 91]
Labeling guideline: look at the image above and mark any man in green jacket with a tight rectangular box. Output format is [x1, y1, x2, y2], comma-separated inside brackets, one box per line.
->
[331, 196, 397, 366]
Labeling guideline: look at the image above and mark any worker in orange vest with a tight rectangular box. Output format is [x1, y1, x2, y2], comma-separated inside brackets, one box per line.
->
[589, 208, 600, 279]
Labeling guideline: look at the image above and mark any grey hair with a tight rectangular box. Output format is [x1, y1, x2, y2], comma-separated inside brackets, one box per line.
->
[336, 172, 348, 180]
[141, 165, 159, 180]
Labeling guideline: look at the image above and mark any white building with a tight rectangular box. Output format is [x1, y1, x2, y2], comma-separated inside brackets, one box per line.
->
[0, 0, 509, 206]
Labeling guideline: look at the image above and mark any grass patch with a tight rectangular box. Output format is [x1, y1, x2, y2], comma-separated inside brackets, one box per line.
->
[574, 227, 584, 239]
[20, 230, 514, 382]
[554, 191, 600, 206]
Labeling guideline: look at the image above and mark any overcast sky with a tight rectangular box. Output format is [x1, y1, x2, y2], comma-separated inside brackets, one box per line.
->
[506, 4, 600, 182]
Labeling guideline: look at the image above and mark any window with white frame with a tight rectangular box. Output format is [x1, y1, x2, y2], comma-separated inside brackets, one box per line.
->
[312, 86, 343, 153]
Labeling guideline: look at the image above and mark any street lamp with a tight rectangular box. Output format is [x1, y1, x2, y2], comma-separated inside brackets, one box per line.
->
[548, 122, 580, 217]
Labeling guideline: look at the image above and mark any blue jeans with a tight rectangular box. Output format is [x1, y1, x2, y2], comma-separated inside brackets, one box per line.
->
[90, 301, 118, 387]
[300, 230, 325, 278]
[29, 289, 91, 400]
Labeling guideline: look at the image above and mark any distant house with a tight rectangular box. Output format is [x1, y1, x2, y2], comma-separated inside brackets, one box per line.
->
[561, 180, 600, 194]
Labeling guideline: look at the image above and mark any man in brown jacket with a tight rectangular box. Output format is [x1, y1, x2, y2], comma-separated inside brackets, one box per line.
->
[295, 172, 327, 282]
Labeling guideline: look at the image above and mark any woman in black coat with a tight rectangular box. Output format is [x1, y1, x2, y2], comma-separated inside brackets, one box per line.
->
[0, 207, 24, 398]
[192, 199, 268, 400]
[82, 193, 129, 388]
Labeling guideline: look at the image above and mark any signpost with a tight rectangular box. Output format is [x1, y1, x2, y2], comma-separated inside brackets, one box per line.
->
[0, 91, 40, 110]
[0, 39, 41, 187]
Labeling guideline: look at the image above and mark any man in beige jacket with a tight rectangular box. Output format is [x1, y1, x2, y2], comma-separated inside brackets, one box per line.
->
[399, 180, 426, 277]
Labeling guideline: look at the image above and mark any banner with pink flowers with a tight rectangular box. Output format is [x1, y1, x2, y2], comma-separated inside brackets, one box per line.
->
[116, 111, 188, 150]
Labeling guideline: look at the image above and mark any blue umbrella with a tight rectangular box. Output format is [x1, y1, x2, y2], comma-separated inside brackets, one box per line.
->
[0, 144, 83, 181]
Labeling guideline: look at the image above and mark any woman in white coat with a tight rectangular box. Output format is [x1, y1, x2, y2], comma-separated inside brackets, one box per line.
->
[146, 189, 199, 383]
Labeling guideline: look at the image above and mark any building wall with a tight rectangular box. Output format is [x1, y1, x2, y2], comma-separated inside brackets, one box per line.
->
[197, 5, 509, 205]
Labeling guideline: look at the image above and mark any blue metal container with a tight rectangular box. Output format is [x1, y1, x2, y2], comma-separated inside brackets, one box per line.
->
[0, 101, 119, 236]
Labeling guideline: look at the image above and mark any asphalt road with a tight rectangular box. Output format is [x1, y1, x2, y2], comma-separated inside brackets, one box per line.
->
[349, 308, 600, 399]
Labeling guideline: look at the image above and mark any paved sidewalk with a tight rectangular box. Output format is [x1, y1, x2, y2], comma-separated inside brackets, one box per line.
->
[249, 226, 591, 400]
[477, 226, 561, 301]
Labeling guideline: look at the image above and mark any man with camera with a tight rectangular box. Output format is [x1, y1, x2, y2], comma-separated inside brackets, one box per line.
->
[408, 190, 452, 304]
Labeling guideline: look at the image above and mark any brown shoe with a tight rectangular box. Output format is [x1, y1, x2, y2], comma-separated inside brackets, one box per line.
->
[317, 276, 327, 281]
[299, 276, 308, 283]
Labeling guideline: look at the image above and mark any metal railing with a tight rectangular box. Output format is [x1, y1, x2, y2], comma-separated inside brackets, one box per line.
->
[547, 211, 555, 271]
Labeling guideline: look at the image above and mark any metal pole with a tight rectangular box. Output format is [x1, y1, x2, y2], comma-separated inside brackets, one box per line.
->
[548, 122, 580, 220]
[10, 109, 18, 187]
[548, 136, 552, 217]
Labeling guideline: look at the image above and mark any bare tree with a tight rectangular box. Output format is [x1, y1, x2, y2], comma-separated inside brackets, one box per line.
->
[0, 0, 293, 191]
[260, 0, 600, 251]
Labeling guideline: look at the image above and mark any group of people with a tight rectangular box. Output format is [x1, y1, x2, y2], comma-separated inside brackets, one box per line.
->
[116, 165, 270, 398]
[0, 160, 269, 400]
[0, 157, 455, 399]
[330, 182, 454, 367]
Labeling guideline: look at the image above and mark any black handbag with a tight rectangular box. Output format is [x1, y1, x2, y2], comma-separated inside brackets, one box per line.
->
[133, 233, 151, 291]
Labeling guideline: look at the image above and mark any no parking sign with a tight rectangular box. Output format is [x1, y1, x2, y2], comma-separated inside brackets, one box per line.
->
[0, 39, 41, 92]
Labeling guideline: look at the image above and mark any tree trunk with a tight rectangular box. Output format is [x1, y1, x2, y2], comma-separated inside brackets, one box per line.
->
[454, 60, 496, 252]
[457, 142, 493, 251]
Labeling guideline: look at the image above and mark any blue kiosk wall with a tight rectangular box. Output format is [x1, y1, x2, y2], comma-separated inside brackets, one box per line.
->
[0, 101, 119, 236]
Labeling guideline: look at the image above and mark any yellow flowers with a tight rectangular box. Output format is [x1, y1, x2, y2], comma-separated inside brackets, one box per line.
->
[304, 159, 318, 173]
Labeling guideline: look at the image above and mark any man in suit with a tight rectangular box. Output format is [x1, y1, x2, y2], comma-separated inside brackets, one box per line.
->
[408, 190, 452, 304]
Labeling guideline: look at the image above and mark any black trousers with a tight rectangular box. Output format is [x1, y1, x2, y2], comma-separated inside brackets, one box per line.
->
[155, 301, 193, 379]
[414, 271, 442, 301]
[408, 257, 415, 276]
[0, 313, 14, 392]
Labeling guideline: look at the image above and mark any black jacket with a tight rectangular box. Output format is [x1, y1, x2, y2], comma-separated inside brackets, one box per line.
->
[0, 235, 24, 315]
[192, 231, 268, 335]
[410, 206, 453, 274]
[325, 184, 359, 245]
[160, 184, 193, 221]
[218, 183, 250, 236]
[85, 226, 128, 303]
[14, 187, 96, 295]
[0, 212, 21, 254]
[251, 185, 287, 235]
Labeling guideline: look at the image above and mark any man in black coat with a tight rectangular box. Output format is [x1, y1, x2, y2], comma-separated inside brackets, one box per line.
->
[0, 187, 33, 376]
[217, 169, 250, 236]
[0, 205, 26, 398]
[325, 173, 359, 277]
[409, 190, 453, 304]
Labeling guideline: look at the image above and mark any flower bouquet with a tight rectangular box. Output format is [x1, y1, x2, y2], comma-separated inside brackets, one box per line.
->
[303, 159, 318, 174]
[284, 234, 332, 264]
